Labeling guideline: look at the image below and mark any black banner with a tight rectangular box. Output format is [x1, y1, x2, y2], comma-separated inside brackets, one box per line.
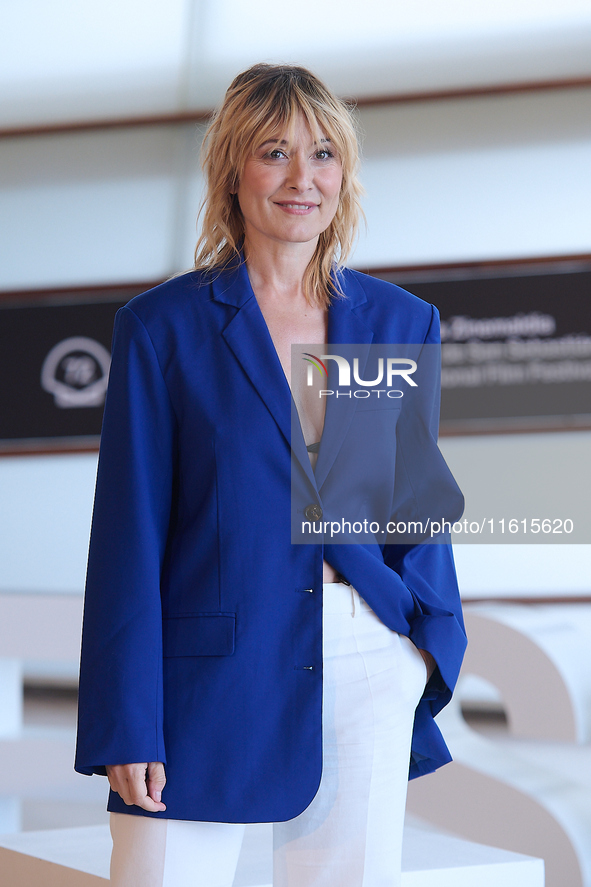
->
[0, 285, 150, 451]
[373, 262, 591, 433]
[2, 262, 591, 451]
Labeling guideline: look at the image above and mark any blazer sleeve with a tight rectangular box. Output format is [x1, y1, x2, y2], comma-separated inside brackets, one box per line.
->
[75, 305, 176, 776]
[383, 304, 466, 712]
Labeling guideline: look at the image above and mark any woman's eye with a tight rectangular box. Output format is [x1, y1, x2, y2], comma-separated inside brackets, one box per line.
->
[268, 149, 286, 160]
[315, 149, 333, 161]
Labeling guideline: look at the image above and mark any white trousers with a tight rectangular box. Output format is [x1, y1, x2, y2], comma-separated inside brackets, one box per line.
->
[110, 583, 427, 887]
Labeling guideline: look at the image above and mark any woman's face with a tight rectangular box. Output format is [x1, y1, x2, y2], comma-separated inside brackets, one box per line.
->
[237, 114, 343, 255]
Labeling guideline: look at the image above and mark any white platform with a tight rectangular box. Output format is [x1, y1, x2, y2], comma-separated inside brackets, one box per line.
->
[0, 821, 543, 886]
[408, 604, 591, 887]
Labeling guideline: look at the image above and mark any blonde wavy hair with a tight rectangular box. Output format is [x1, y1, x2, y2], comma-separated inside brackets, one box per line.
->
[193, 63, 363, 307]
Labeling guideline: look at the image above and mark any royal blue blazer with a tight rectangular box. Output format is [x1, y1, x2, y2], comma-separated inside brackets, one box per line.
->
[75, 258, 466, 822]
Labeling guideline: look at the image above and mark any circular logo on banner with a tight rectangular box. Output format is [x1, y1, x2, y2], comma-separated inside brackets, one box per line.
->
[41, 336, 111, 409]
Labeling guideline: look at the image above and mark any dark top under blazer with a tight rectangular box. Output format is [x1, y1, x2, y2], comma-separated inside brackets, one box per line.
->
[75, 259, 466, 823]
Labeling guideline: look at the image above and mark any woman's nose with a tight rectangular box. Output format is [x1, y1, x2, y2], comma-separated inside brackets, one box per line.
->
[286, 156, 312, 191]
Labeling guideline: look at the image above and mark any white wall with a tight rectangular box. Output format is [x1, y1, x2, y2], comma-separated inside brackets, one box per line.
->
[356, 88, 591, 266]
[0, 125, 205, 290]
[3, 88, 591, 291]
[0, 454, 97, 594]
[3, 0, 591, 126]
[0, 0, 191, 126]
[440, 433, 591, 598]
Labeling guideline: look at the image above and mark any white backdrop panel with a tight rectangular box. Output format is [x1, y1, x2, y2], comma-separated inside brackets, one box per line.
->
[356, 137, 591, 266]
[0, 0, 190, 125]
[0, 454, 97, 594]
[2, 0, 591, 125]
[0, 127, 196, 289]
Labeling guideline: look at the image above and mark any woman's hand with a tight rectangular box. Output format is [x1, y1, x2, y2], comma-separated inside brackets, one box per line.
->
[106, 762, 167, 812]
[418, 648, 437, 682]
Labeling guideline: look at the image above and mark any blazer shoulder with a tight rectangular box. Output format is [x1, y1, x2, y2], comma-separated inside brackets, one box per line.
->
[124, 269, 213, 324]
[341, 268, 438, 339]
[343, 268, 431, 309]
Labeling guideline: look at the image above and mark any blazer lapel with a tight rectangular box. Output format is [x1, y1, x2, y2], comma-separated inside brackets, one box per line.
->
[314, 273, 374, 491]
[214, 261, 316, 489]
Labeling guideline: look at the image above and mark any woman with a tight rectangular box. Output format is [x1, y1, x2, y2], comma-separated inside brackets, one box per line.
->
[75, 63, 466, 886]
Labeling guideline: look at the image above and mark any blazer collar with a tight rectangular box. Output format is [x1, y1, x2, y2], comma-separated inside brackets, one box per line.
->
[213, 260, 314, 488]
[210, 259, 369, 312]
[212, 260, 375, 493]
[209, 256, 257, 308]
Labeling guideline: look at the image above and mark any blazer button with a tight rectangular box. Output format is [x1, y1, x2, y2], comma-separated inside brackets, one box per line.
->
[304, 503, 323, 522]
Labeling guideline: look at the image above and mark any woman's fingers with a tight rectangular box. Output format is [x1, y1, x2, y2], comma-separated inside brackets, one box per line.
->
[147, 760, 167, 805]
[106, 763, 167, 812]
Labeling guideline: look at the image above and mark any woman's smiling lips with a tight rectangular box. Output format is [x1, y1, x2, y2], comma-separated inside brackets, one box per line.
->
[274, 201, 318, 214]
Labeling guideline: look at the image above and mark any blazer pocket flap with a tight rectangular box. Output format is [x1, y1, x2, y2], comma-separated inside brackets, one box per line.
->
[163, 613, 236, 657]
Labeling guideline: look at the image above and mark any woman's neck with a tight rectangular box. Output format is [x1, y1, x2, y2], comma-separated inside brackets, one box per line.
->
[243, 235, 317, 311]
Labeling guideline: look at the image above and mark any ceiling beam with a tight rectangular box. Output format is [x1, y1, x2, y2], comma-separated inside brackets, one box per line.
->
[1, 75, 590, 140]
